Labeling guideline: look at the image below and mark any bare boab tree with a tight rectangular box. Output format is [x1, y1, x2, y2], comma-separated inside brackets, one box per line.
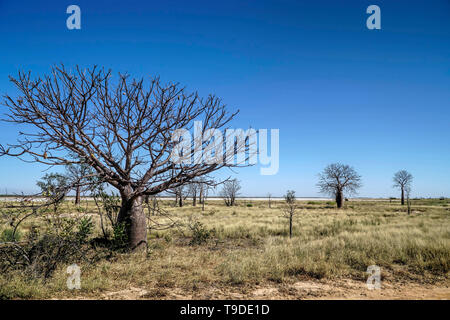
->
[393, 170, 413, 206]
[1, 65, 248, 250]
[317, 163, 362, 208]
[220, 178, 241, 206]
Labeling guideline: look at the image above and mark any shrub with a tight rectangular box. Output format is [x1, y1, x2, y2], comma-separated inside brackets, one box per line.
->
[189, 221, 215, 245]
[112, 222, 128, 249]
[36, 173, 68, 213]
[77, 216, 93, 242]
[203, 209, 217, 216]
[0, 217, 98, 279]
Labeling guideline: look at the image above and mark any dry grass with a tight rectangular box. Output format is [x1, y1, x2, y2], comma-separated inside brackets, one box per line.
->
[0, 198, 449, 299]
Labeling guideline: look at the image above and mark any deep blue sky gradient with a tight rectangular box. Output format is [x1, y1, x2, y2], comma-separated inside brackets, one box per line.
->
[0, 0, 449, 197]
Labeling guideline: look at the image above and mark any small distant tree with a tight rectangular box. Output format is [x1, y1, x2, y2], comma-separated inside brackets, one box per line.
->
[198, 177, 216, 211]
[200, 185, 209, 211]
[187, 182, 200, 206]
[169, 186, 187, 207]
[36, 173, 68, 213]
[393, 170, 413, 206]
[220, 179, 241, 206]
[198, 180, 206, 207]
[317, 163, 362, 208]
[283, 190, 297, 238]
[267, 193, 272, 208]
[406, 186, 412, 215]
[65, 160, 94, 205]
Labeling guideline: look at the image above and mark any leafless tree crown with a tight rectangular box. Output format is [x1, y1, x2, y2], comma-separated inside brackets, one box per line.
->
[317, 163, 362, 196]
[220, 178, 241, 206]
[1, 65, 247, 199]
[393, 170, 413, 190]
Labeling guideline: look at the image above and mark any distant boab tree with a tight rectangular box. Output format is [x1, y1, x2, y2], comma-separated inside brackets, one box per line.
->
[393, 170, 413, 206]
[0, 65, 247, 250]
[220, 179, 241, 206]
[317, 163, 362, 208]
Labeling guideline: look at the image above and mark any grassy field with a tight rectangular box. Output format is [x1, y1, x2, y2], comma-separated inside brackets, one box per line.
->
[0, 198, 449, 299]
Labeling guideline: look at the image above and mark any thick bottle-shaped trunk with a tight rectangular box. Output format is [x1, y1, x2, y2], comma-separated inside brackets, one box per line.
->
[117, 194, 147, 250]
[336, 190, 344, 208]
[401, 188, 405, 205]
[75, 185, 81, 205]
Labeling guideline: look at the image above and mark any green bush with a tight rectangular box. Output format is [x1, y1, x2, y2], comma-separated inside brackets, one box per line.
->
[112, 222, 128, 249]
[189, 221, 215, 245]
[0, 228, 21, 242]
[0, 217, 97, 279]
[77, 216, 94, 242]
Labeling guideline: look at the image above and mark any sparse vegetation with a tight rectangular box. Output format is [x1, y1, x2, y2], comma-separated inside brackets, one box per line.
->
[0, 198, 448, 299]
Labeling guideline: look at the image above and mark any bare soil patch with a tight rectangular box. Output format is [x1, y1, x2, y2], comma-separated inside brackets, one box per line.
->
[93, 279, 449, 300]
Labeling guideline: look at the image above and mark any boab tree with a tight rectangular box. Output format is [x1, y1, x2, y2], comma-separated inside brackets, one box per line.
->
[317, 163, 362, 208]
[0, 65, 247, 250]
[220, 178, 241, 206]
[393, 170, 413, 205]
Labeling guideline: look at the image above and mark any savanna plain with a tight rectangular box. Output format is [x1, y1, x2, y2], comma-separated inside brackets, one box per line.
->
[0, 198, 449, 300]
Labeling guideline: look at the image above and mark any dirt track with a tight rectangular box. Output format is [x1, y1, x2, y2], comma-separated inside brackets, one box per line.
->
[90, 279, 449, 300]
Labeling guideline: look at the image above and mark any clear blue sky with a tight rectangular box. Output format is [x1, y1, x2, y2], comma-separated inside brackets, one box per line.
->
[0, 0, 449, 197]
